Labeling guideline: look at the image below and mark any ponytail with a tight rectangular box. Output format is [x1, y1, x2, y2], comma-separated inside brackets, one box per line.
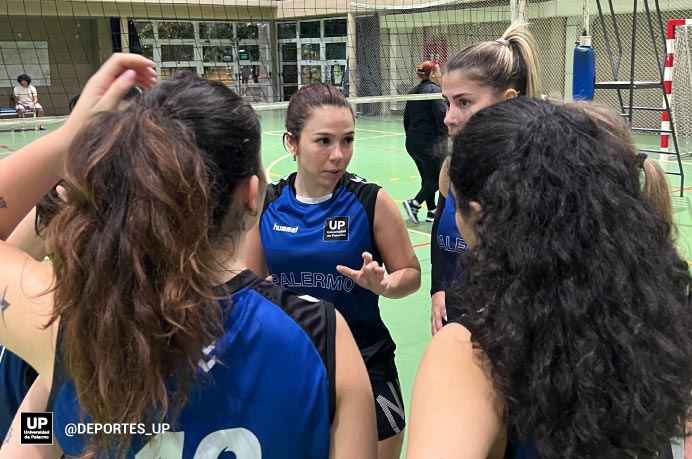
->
[47, 107, 225, 458]
[641, 157, 674, 237]
[446, 20, 542, 97]
[571, 101, 676, 239]
[501, 21, 542, 97]
[416, 60, 439, 80]
[46, 71, 261, 458]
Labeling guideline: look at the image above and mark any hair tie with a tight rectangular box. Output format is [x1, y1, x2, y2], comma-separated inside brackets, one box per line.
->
[636, 153, 648, 169]
[496, 38, 510, 47]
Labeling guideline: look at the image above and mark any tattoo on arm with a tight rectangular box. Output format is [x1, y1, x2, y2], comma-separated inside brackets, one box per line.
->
[3, 426, 12, 445]
[0, 196, 6, 208]
[1, 286, 9, 326]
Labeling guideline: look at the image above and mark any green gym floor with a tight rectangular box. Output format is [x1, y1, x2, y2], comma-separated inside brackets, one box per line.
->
[2, 112, 692, 456]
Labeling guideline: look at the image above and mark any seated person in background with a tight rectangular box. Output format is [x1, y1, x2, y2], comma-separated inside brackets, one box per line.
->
[13, 74, 44, 118]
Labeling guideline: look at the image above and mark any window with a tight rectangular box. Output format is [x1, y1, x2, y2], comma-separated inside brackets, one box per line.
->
[161, 45, 195, 62]
[160, 67, 196, 80]
[134, 22, 154, 39]
[203, 46, 233, 63]
[282, 65, 298, 84]
[325, 42, 346, 60]
[283, 85, 298, 101]
[157, 22, 194, 40]
[324, 19, 347, 37]
[301, 65, 322, 84]
[281, 43, 297, 62]
[237, 24, 259, 39]
[199, 22, 233, 39]
[278, 23, 296, 40]
[140, 44, 154, 60]
[240, 64, 262, 84]
[301, 43, 320, 60]
[300, 21, 320, 39]
[204, 66, 235, 84]
[238, 45, 260, 61]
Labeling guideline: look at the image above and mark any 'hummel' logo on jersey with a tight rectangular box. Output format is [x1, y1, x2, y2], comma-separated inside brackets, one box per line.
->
[273, 223, 299, 234]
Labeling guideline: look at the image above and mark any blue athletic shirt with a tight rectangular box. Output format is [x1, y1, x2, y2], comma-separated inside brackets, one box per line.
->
[436, 189, 467, 285]
[48, 270, 336, 459]
[260, 172, 396, 376]
[0, 347, 37, 439]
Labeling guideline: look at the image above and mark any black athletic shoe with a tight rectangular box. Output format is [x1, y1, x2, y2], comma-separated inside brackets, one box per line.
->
[403, 199, 420, 224]
[425, 211, 435, 223]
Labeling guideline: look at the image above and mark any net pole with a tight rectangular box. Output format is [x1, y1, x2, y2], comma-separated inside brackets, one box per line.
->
[661, 19, 691, 158]
[347, 12, 358, 99]
[518, 0, 528, 22]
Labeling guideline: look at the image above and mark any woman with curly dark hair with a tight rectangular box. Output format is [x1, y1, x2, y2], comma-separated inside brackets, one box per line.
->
[407, 97, 692, 459]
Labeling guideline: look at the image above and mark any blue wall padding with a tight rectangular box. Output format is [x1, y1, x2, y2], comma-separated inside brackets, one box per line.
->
[573, 44, 596, 100]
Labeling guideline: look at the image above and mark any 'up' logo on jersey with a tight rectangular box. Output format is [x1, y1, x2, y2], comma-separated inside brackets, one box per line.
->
[323, 217, 349, 242]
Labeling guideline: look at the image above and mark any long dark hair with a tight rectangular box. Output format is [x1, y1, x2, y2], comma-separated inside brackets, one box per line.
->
[449, 97, 692, 459]
[46, 72, 262, 458]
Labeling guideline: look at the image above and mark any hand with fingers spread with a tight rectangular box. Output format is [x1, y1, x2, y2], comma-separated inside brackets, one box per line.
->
[336, 252, 390, 296]
[61, 53, 157, 140]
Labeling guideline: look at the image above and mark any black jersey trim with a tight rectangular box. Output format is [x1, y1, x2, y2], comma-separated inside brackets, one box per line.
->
[226, 270, 338, 423]
[340, 173, 382, 264]
[325, 297, 336, 424]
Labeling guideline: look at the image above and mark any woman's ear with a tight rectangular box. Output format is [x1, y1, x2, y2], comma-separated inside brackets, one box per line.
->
[502, 88, 519, 100]
[237, 175, 260, 216]
[469, 200, 482, 215]
[284, 133, 298, 156]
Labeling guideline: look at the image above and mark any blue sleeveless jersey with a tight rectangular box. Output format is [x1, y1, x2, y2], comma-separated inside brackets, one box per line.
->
[49, 270, 335, 459]
[437, 189, 467, 284]
[504, 437, 540, 459]
[0, 347, 37, 439]
[260, 172, 395, 374]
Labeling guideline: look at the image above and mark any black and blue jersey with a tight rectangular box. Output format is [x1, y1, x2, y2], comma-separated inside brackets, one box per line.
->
[260, 172, 396, 376]
[0, 347, 37, 439]
[48, 270, 336, 459]
[436, 189, 467, 285]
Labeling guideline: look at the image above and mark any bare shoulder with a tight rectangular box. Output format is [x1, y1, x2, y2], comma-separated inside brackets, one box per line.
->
[408, 322, 503, 459]
[0, 240, 56, 378]
[420, 322, 478, 374]
[0, 240, 53, 297]
[373, 188, 407, 230]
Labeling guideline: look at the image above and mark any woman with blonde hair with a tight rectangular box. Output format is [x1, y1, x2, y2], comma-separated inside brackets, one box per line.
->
[431, 20, 542, 333]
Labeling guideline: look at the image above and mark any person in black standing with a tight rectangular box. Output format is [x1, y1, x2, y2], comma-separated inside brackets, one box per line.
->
[402, 61, 447, 224]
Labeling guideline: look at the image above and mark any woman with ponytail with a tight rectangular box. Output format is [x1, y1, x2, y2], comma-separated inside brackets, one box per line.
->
[402, 60, 447, 224]
[0, 54, 376, 459]
[573, 101, 674, 236]
[430, 20, 542, 334]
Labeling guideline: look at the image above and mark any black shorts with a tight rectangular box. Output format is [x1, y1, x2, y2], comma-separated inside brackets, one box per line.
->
[369, 363, 406, 441]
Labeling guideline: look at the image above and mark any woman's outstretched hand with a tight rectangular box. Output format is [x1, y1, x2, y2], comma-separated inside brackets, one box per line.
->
[337, 252, 390, 296]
